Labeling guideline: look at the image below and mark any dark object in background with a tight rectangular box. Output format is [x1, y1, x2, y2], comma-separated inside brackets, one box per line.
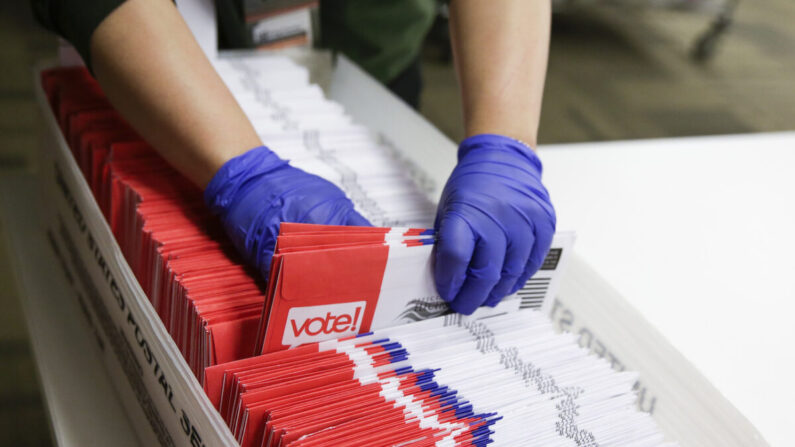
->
[691, 0, 739, 62]
[243, 0, 318, 50]
[387, 57, 423, 110]
[424, 3, 452, 63]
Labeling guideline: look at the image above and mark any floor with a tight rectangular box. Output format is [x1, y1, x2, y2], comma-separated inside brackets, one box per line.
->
[421, 1, 795, 144]
[0, 2, 55, 446]
[0, 1, 793, 446]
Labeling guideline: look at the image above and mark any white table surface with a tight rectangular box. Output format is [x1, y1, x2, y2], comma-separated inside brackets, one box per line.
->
[1, 173, 140, 447]
[540, 132, 795, 447]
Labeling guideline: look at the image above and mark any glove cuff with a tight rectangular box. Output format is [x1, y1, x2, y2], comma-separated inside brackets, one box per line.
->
[458, 134, 543, 174]
[204, 145, 289, 215]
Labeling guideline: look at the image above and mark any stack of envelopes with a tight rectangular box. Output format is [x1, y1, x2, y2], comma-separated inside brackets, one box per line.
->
[42, 67, 264, 377]
[40, 63, 574, 380]
[207, 308, 672, 447]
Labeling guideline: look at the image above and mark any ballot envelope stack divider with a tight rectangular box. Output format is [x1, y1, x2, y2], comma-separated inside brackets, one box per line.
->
[35, 55, 671, 446]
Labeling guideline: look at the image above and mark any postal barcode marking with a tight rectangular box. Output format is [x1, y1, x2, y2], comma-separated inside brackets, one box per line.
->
[517, 278, 551, 309]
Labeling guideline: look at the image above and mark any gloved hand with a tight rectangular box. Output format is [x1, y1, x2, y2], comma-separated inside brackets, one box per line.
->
[434, 134, 556, 315]
[205, 145, 370, 277]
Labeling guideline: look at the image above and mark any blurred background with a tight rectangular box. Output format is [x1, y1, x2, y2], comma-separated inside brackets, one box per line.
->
[1, 0, 793, 445]
[420, 0, 795, 143]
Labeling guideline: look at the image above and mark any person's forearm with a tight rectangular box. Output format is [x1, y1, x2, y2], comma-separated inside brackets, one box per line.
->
[90, 0, 261, 187]
[449, 0, 551, 148]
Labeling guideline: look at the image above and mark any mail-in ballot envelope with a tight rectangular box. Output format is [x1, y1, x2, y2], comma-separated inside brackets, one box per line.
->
[259, 223, 574, 353]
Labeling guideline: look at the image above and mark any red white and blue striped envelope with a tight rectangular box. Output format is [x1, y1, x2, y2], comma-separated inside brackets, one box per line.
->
[258, 223, 573, 354]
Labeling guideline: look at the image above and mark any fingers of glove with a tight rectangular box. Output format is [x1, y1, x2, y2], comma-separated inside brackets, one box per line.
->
[484, 229, 533, 307]
[247, 205, 281, 276]
[434, 214, 475, 303]
[449, 234, 506, 315]
[280, 179, 355, 224]
[344, 209, 372, 227]
[509, 219, 555, 295]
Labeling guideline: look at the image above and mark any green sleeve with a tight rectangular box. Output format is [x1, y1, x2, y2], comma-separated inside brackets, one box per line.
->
[318, 0, 436, 84]
[31, 0, 126, 70]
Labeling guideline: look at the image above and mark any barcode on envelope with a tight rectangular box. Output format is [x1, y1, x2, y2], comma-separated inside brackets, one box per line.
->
[518, 278, 551, 309]
[518, 248, 564, 309]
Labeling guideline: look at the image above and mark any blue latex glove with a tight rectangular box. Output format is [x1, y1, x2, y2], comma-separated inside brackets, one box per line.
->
[205, 145, 370, 278]
[434, 134, 556, 315]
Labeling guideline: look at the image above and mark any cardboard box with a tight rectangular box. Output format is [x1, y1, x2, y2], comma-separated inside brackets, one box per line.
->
[34, 49, 766, 446]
